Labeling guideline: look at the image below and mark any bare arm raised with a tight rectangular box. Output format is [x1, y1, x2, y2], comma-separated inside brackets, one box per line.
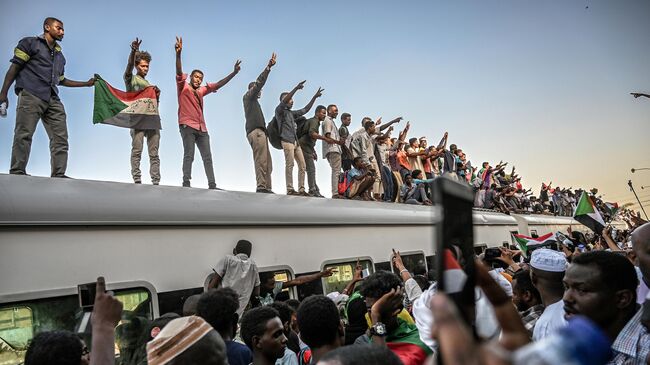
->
[124, 38, 141, 81]
[175, 36, 183, 76]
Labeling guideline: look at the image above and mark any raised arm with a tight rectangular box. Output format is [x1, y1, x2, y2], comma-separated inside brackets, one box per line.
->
[89, 277, 123, 365]
[245, 53, 276, 99]
[379, 116, 402, 131]
[211, 60, 241, 91]
[295, 87, 324, 116]
[397, 121, 410, 143]
[175, 36, 183, 76]
[124, 38, 141, 81]
[631, 92, 650, 99]
[436, 131, 448, 150]
[0, 63, 22, 108]
[282, 267, 335, 289]
[282, 80, 306, 104]
[342, 261, 364, 295]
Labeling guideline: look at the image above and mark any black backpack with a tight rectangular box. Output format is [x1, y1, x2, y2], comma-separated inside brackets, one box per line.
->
[267, 117, 282, 150]
[295, 116, 308, 139]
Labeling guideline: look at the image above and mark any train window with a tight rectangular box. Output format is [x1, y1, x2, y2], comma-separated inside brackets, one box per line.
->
[259, 267, 295, 300]
[0, 286, 153, 365]
[321, 259, 374, 295]
[391, 251, 427, 275]
[0, 306, 33, 352]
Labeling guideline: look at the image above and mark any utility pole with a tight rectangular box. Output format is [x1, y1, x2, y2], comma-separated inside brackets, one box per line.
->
[628, 180, 649, 220]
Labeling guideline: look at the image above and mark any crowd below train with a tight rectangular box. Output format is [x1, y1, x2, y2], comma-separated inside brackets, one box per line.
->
[6, 211, 649, 365]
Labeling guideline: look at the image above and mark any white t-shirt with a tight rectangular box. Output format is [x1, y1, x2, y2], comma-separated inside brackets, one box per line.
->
[532, 300, 567, 341]
[214, 253, 260, 316]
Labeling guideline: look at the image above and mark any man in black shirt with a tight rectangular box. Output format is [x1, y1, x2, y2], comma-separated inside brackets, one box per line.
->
[298, 105, 339, 198]
[244, 54, 276, 193]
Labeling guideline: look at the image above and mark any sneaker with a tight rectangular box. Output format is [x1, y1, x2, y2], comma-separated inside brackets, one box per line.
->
[332, 194, 344, 199]
[299, 191, 312, 197]
[152, 182, 159, 186]
[182, 181, 191, 187]
[209, 185, 224, 190]
[52, 175, 72, 179]
[310, 191, 325, 198]
[134, 181, 142, 184]
[256, 188, 275, 194]
[287, 189, 299, 196]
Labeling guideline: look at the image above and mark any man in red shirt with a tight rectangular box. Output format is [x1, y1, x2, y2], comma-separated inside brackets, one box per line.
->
[175, 36, 241, 189]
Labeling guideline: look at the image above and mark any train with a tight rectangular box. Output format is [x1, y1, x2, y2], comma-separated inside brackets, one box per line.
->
[0, 173, 594, 364]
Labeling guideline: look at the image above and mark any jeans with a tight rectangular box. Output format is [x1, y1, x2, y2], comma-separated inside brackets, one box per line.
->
[281, 141, 306, 192]
[326, 152, 342, 196]
[131, 129, 160, 184]
[247, 128, 272, 190]
[180, 125, 216, 188]
[381, 165, 395, 201]
[11, 90, 68, 176]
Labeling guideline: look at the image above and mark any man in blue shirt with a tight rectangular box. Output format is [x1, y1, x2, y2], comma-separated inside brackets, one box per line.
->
[0, 17, 95, 177]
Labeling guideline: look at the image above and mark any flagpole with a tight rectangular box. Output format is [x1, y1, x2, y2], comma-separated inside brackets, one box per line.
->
[628, 180, 649, 220]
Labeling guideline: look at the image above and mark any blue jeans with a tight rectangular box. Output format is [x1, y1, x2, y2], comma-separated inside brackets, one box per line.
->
[381, 165, 395, 201]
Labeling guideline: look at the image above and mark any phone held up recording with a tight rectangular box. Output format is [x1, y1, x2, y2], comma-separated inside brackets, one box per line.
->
[433, 176, 476, 327]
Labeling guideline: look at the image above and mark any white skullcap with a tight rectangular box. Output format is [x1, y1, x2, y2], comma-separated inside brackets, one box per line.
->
[530, 248, 567, 272]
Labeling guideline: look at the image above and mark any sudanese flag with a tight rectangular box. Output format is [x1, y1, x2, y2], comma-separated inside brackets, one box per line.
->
[92, 74, 161, 130]
[385, 318, 433, 365]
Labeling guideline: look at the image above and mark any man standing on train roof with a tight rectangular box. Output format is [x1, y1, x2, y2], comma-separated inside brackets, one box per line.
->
[175, 36, 241, 189]
[258, 268, 336, 306]
[275, 80, 323, 196]
[322, 104, 344, 198]
[0, 17, 95, 178]
[244, 53, 276, 194]
[124, 38, 162, 185]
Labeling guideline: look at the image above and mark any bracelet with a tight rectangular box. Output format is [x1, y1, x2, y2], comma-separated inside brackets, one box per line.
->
[399, 269, 409, 275]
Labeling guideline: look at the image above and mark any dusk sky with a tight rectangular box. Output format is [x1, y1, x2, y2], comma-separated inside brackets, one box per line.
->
[1, 0, 649, 210]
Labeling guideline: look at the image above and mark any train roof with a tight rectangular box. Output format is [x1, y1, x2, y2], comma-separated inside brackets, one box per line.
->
[0, 173, 536, 227]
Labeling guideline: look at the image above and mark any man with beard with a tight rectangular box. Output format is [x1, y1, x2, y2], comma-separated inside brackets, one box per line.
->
[512, 269, 544, 338]
[1, 17, 95, 177]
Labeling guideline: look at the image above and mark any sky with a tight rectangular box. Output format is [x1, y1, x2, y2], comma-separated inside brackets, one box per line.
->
[1, 0, 649, 210]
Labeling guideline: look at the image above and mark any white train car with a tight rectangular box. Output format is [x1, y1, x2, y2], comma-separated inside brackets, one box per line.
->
[0, 174, 583, 363]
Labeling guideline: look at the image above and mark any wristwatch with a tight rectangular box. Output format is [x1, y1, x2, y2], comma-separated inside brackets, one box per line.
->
[369, 322, 387, 337]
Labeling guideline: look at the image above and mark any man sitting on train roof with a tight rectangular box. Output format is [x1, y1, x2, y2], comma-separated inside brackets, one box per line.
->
[208, 240, 260, 316]
[258, 267, 336, 306]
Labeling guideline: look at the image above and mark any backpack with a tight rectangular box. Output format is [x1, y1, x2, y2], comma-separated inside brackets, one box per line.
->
[267, 117, 282, 150]
[338, 170, 352, 196]
[295, 116, 308, 139]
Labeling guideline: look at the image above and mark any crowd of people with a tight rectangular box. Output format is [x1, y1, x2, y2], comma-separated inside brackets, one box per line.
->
[1, 17, 637, 218]
[20, 213, 650, 365]
[6, 16, 650, 365]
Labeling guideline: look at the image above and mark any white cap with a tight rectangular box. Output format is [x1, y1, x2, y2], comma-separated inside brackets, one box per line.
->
[530, 248, 567, 272]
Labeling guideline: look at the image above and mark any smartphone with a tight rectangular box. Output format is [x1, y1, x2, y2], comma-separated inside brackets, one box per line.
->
[362, 268, 370, 278]
[433, 176, 476, 323]
[76, 282, 97, 335]
[78, 282, 97, 309]
[484, 247, 501, 260]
